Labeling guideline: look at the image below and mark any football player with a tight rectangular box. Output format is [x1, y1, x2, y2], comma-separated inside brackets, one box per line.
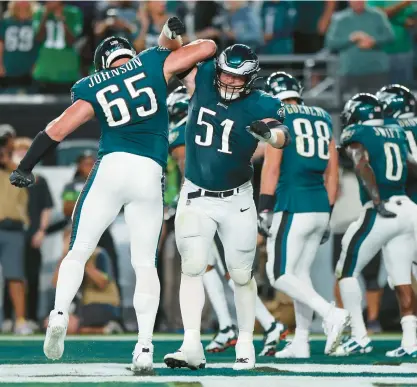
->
[334, 93, 417, 357]
[164, 44, 291, 370]
[376, 84, 417, 356]
[167, 86, 287, 357]
[9, 18, 217, 371]
[260, 72, 349, 357]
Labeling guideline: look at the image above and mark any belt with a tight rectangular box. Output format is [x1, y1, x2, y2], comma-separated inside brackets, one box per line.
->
[187, 187, 240, 199]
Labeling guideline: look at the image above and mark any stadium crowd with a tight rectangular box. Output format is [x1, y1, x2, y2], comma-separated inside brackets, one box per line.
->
[1, 0, 417, 340]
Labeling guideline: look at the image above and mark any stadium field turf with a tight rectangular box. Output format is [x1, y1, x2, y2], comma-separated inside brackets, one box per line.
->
[0, 334, 416, 386]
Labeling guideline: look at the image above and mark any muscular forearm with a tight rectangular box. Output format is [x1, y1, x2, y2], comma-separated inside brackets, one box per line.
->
[355, 162, 381, 204]
[158, 33, 182, 51]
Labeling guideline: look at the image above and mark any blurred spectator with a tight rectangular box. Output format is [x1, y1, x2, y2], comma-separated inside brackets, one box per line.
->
[0, 126, 32, 335]
[368, 0, 417, 85]
[62, 152, 120, 295]
[49, 231, 122, 334]
[293, 0, 336, 54]
[325, 0, 394, 96]
[177, 1, 225, 48]
[32, 1, 83, 93]
[260, 0, 296, 55]
[13, 137, 53, 328]
[0, 1, 38, 92]
[133, 1, 170, 52]
[94, 1, 139, 48]
[224, 1, 262, 51]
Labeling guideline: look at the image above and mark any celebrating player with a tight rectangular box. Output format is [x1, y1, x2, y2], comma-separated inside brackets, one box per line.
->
[334, 93, 417, 357]
[164, 44, 290, 371]
[167, 86, 287, 357]
[260, 72, 349, 357]
[9, 18, 217, 371]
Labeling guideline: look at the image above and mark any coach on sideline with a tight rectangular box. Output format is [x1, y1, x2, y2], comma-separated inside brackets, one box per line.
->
[0, 125, 31, 334]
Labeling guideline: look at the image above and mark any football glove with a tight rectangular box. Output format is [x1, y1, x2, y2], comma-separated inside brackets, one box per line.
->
[10, 168, 35, 188]
[375, 201, 396, 218]
[163, 17, 185, 40]
[258, 211, 273, 238]
[247, 120, 272, 142]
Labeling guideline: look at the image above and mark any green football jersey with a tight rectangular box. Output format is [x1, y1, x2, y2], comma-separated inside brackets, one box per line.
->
[0, 17, 38, 77]
[185, 59, 285, 191]
[341, 123, 408, 205]
[168, 122, 186, 153]
[388, 116, 417, 203]
[71, 47, 171, 168]
[274, 104, 333, 213]
[32, 5, 83, 83]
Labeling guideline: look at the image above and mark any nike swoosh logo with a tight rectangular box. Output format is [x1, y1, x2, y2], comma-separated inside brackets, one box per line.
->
[240, 208, 250, 212]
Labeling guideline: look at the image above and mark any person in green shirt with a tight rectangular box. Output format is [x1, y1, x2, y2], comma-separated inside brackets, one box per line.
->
[0, 1, 39, 91]
[367, 0, 417, 85]
[32, 1, 83, 93]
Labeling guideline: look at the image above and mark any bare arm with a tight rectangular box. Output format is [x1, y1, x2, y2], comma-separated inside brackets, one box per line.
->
[0, 40, 5, 76]
[318, 0, 337, 35]
[171, 145, 186, 178]
[45, 100, 95, 141]
[63, 200, 76, 218]
[39, 208, 51, 232]
[163, 39, 216, 84]
[377, 0, 411, 18]
[85, 261, 110, 290]
[407, 152, 417, 178]
[345, 142, 381, 205]
[324, 139, 339, 206]
[260, 144, 283, 196]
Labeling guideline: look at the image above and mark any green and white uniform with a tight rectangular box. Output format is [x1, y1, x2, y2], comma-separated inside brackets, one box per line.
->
[175, 59, 284, 284]
[68, 47, 171, 267]
[336, 123, 416, 286]
[265, 104, 333, 283]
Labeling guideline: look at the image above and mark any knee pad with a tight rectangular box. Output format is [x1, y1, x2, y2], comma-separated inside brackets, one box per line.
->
[181, 240, 208, 277]
[229, 268, 253, 286]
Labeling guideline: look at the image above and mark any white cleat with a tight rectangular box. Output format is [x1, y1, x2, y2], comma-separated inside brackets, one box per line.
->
[205, 325, 238, 353]
[275, 340, 310, 359]
[164, 347, 206, 370]
[43, 310, 68, 360]
[323, 306, 351, 355]
[131, 343, 154, 372]
[331, 336, 373, 357]
[233, 340, 256, 370]
[386, 345, 417, 358]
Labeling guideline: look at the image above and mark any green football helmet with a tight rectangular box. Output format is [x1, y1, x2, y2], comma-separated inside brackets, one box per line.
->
[341, 93, 383, 127]
[376, 84, 416, 119]
[167, 86, 189, 128]
[94, 36, 136, 72]
[265, 71, 303, 104]
[215, 44, 260, 102]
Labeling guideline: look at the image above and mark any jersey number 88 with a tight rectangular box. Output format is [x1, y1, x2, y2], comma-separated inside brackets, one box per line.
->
[293, 118, 330, 160]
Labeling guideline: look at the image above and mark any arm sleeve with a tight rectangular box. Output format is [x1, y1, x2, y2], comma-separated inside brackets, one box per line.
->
[169, 124, 186, 152]
[257, 95, 286, 123]
[71, 78, 89, 103]
[32, 9, 42, 34]
[373, 10, 395, 46]
[70, 7, 84, 38]
[340, 125, 364, 147]
[325, 14, 353, 51]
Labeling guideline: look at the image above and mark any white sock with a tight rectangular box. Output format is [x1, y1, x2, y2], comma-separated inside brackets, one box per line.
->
[180, 274, 205, 342]
[339, 277, 367, 340]
[293, 301, 313, 343]
[401, 315, 417, 348]
[54, 254, 85, 312]
[228, 278, 274, 331]
[203, 270, 232, 330]
[133, 266, 160, 346]
[234, 277, 256, 339]
[274, 273, 331, 318]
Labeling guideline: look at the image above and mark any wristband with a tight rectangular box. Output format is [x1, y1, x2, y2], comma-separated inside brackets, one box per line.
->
[258, 194, 275, 213]
[19, 131, 60, 172]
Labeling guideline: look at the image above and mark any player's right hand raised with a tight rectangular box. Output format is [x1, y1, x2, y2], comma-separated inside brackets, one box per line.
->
[375, 201, 397, 218]
[258, 211, 273, 238]
[164, 17, 185, 40]
[9, 168, 35, 188]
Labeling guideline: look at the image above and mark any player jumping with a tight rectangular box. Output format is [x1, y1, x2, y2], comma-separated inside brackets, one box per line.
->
[9, 18, 217, 371]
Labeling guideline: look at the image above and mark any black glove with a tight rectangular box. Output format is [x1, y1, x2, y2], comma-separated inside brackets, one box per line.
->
[320, 224, 331, 245]
[375, 201, 397, 218]
[258, 211, 273, 238]
[10, 168, 35, 188]
[247, 120, 271, 142]
[165, 17, 185, 39]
